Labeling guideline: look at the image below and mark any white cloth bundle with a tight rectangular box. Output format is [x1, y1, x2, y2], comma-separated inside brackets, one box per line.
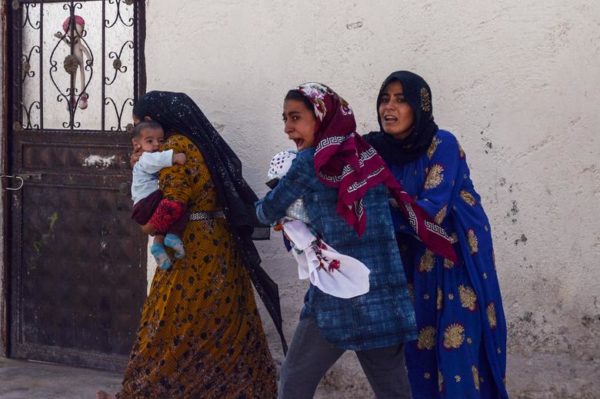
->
[282, 220, 370, 299]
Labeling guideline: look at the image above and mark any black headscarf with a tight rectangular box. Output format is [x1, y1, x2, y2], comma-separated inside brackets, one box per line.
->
[364, 71, 439, 165]
[133, 91, 287, 353]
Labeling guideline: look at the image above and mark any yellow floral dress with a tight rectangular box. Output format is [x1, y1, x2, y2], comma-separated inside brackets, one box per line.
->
[118, 134, 277, 398]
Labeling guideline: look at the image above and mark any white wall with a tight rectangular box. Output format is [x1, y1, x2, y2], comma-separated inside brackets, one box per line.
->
[143, 1, 600, 396]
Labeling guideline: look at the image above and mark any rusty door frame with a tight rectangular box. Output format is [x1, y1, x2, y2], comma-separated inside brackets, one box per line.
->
[2, 0, 11, 358]
[0, 0, 147, 361]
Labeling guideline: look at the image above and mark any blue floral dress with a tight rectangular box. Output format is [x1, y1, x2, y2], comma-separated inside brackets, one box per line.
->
[389, 130, 509, 399]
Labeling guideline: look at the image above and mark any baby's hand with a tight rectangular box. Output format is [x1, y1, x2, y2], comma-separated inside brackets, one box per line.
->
[141, 222, 156, 235]
[130, 147, 143, 168]
[173, 153, 186, 165]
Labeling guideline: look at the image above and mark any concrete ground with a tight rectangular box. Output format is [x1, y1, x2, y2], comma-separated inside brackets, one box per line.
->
[2, 352, 599, 399]
[0, 357, 121, 399]
[0, 355, 361, 399]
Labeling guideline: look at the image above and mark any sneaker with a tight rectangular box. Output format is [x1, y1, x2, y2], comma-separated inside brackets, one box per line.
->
[164, 233, 185, 259]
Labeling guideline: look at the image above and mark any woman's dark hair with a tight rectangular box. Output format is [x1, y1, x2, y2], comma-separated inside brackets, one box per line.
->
[285, 89, 315, 116]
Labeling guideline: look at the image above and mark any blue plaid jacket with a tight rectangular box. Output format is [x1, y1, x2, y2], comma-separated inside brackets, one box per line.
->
[256, 148, 416, 350]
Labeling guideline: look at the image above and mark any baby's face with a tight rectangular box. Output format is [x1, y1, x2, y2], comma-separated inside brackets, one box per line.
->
[134, 128, 164, 152]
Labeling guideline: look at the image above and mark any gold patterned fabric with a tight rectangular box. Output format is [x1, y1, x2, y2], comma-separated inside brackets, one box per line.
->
[487, 302, 498, 329]
[417, 326, 436, 350]
[459, 285, 478, 312]
[434, 205, 447, 224]
[436, 288, 443, 311]
[424, 164, 444, 190]
[418, 249, 435, 272]
[118, 135, 276, 399]
[472, 365, 481, 391]
[443, 323, 465, 349]
[427, 137, 441, 159]
[467, 229, 479, 254]
[460, 190, 477, 206]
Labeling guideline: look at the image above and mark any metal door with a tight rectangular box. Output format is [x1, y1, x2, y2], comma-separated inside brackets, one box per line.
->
[6, 0, 146, 371]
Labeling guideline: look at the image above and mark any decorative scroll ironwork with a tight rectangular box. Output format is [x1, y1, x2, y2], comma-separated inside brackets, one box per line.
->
[12, 0, 144, 132]
[105, 0, 134, 28]
[21, 101, 41, 129]
[21, 45, 40, 83]
[104, 97, 134, 131]
[48, 3, 94, 129]
[106, 40, 133, 85]
[22, 3, 41, 29]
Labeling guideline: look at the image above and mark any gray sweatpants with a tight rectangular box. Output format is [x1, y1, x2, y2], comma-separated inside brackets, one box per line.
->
[278, 317, 412, 399]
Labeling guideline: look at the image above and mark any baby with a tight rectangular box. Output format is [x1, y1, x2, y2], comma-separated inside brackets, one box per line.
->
[130, 121, 186, 270]
[266, 150, 370, 299]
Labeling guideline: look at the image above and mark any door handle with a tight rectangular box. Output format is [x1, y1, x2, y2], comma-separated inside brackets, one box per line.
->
[1, 175, 25, 191]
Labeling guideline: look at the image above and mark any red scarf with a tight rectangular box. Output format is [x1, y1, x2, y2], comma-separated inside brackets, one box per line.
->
[298, 83, 456, 262]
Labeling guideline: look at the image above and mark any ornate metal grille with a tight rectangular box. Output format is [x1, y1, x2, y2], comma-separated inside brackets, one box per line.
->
[12, 0, 145, 132]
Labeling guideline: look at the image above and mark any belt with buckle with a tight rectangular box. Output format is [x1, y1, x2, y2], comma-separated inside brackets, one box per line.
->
[189, 210, 226, 221]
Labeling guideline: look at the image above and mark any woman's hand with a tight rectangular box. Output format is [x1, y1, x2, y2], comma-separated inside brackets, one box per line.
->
[172, 153, 186, 165]
[130, 151, 142, 166]
[141, 222, 156, 235]
[130, 147, 143, 168]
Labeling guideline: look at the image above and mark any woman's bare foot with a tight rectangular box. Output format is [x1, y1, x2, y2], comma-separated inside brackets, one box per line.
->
[96, 391, 115, 399]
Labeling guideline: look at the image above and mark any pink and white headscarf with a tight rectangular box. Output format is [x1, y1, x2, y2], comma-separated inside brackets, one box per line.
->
[297, 83, 456, 261]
